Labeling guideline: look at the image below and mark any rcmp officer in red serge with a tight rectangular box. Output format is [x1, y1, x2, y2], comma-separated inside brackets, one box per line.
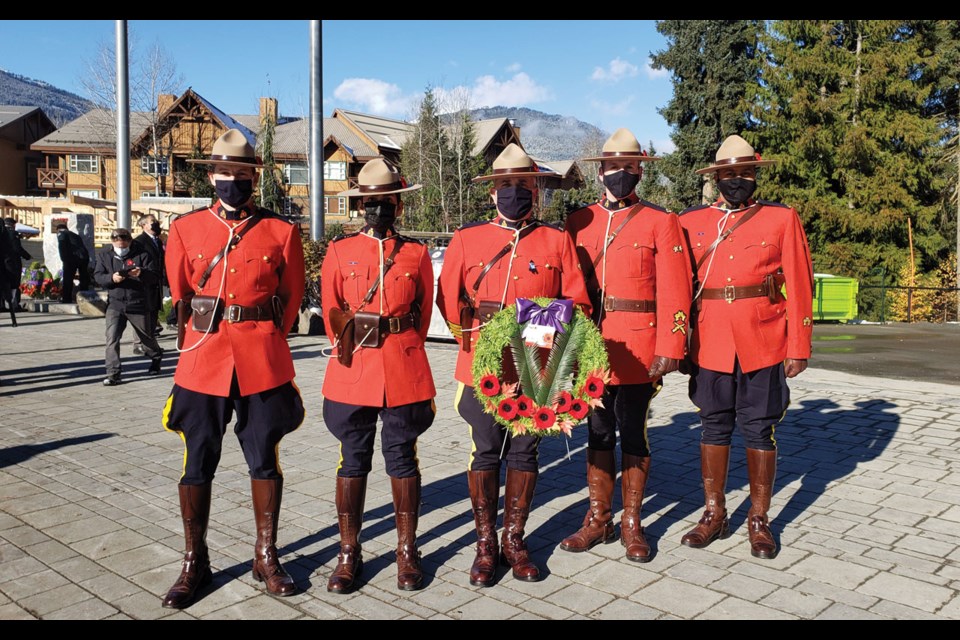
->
[160, 128, 305, 608]
[437, 143, 591, 586]
[321, 158, 436, 594]
[562, 128, 692, 562]
[678, 134, 813, 559]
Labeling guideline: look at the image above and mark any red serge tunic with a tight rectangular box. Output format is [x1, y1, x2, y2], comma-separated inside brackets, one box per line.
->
[320, 230, 436, 408]
[678, 199, 814, 374]
[565, 197, 693, 385]
[436, 218, 592, 386]
[165, 205, 306, 396]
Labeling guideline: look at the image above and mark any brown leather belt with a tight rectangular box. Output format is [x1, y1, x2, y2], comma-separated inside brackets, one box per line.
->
[700, 280, 778, 303]
[603, 295, 656, 313]
[225, 303, 274, 323]
[379, 312, 418, 334]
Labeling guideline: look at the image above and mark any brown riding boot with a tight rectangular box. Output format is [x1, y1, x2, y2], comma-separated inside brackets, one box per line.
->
[392, 475, 424, 591]
[621, 454, 652, 562]
[162, 483, 213, 609]
[251, 478, 297, 596]
[746, 448, 779, 559]
[681, 444, 732, 548]
[500, 468, 541, 582]
[327, 475, 367, 594]
[467, 469, 500, 587]
[560, 449, 616, 552]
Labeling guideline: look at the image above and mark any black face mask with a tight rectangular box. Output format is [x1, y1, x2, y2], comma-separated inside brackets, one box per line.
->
[496, 186, 534, 221]
[717, 178, 757, 208]
[363, 200, 397, 230]
[215, 179, 254, 208]
[602, 170, 640, 200]
[150, 222, 161, 234]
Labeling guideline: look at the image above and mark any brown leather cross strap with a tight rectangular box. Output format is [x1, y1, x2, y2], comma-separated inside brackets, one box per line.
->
[197, 213, 264, 290]
[695, 203, 762, 272]
[583, 203, 644, 281]
[602, 296, 656, 313]
[353, 236, 405, 313]
[465, 222, 539, 302]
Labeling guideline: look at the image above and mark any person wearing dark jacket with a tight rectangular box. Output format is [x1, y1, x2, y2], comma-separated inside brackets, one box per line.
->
[93, 227, 163, 385]
[2, 218, 30, 312]
[132, 213, 166, 353]
[57, 223, 90, 303]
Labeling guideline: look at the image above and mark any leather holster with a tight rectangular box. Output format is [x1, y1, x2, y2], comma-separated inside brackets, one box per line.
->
[191, 295, 223, 333]
[353, 311, 383, 348]
[176, 298, 192, 349]
[328, 307, 356, 367]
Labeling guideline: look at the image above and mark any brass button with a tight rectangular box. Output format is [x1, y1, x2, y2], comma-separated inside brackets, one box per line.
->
[649, 322, 654, 327]
[761, 241, 766, 246]
[262, 255, 270, 261]
[727, 277, 732, 282]
[730, 214, 736, 219]
[545, 263, 551, 269]
[696, 242, 702, 247]
[405, 272, 411, 277]
[230, 268, 237, 274]
[478, 262, 484, 267]
[634, 242, 638, 248]
[197, 253, 203, 259]
[350, 271, 355, 277]
[228, 293, 236, 299]
[513, 275, 519, 280]
[729, 255, 734, 259]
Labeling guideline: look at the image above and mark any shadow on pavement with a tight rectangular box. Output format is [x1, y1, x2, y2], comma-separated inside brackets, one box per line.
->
[0, 433, 115, 469]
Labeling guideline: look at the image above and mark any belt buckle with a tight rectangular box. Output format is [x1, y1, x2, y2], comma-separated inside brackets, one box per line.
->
[389, 316, 401, 333]
[227, 304, 242, 323]
[723, 285, 736, 304]
[603, 296, 615, 312]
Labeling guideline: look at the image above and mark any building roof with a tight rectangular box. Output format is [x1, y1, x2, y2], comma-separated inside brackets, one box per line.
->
[0, 105, 39, 130]
[31, 109, 154, 151]
[334, 109, 413, 152]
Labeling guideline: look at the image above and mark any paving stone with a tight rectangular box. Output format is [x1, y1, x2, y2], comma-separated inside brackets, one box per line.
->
[630, 577, 725, 617]
[696, 596, 798, 620]
[857, 572, 954, 612]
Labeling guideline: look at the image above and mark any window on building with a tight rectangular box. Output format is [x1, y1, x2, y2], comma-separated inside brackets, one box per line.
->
[323, 161, 346, 181]
[141, 156, 169, 176]
[69, 189, 99, 199]
[69, 155, 99, 174]
[141, 191, 171, 198]
[324, 196, 346, 215]
[284, 162, 309, 185]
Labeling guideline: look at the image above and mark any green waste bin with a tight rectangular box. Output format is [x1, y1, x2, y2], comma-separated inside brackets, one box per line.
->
[812, 273, 859, 322]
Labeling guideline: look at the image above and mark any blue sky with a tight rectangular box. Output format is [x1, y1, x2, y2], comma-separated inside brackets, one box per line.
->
[1, 20, 676, 153]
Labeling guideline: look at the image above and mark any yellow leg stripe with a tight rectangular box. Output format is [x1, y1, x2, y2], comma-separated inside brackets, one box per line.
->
[336, 441, 344, 475]
[455, 382, 477, 471]
[161, 392, 188, 482]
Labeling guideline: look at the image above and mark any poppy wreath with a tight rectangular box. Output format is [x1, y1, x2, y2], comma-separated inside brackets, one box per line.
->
[472, 296, 610, 438]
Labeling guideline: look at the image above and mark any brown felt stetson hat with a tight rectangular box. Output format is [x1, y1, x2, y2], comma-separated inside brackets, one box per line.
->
[581, 128, 661, 163]
[471, 143, 560, 183]
[696, 134, 775, 175]
[186, 128, 264, 169]
[338, 158, 421, 197]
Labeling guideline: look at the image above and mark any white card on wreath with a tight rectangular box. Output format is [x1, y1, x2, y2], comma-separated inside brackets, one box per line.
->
[522, 323, 556, 348]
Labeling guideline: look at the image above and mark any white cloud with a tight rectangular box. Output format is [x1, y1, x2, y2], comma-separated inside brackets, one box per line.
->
[591, 57, 639, 83]
[332, 78, 417, 117]
[466, 72, 552, 108]
[588, 96, 636, 117]
[644, 57, 669, 80]
[506, 62, 522, 73]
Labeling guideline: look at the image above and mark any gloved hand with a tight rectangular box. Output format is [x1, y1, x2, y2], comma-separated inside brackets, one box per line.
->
[784, 358, 808, 378]
[648, 356, 679, 379]
[677, 357, 692, 375]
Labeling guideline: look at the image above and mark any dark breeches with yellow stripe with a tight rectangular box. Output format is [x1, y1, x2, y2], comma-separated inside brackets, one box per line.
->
[162, 375, 305, 484]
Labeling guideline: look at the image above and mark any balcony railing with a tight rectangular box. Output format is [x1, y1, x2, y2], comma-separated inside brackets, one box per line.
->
[37, 168, 66, 189]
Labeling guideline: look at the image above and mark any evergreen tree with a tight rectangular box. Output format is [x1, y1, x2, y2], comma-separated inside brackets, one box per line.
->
[401, 88, 450, 232]
[257, 111, 283, 213]
[752, 20, 953, 321]
[637, 141, 673, 208]
[651, 20, 763, 211]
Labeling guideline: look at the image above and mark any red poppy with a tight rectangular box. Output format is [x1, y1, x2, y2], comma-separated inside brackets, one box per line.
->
[516, 395, 535, 417]
[497, 398, 518, 420]
[568, 399, 589, 420]
[479, 375, 501, 396]
[554, 391, 573, 413]
[584, 376, 605, 399]
[534, 407, 556, 430]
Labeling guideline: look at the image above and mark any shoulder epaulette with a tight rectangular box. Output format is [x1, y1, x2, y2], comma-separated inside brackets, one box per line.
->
[640, 200, 668, 213]
[171, 205, 211, 222]
[534, 220, 561, 231]
[254, 207, 297, 223]
[331, 231, 360, 242]
[679, 204, 710, 216]
[757, 200, 789, 208]
[457, 220, 489, 231]
[397, 235, 426, 245]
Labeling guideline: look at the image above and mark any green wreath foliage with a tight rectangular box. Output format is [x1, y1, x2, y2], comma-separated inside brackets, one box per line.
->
[471, 297, 610, 438]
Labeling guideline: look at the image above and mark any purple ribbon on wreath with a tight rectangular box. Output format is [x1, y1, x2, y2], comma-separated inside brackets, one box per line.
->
[516, 298, 574, 333]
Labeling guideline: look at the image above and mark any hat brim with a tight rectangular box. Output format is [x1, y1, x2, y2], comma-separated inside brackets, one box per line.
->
[338, 183, 422, 197]
[186, 158, 265, 170]
[696, 159, 775, 175]
[471, 170, 560, 183]
[581, 154, 661, 163]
